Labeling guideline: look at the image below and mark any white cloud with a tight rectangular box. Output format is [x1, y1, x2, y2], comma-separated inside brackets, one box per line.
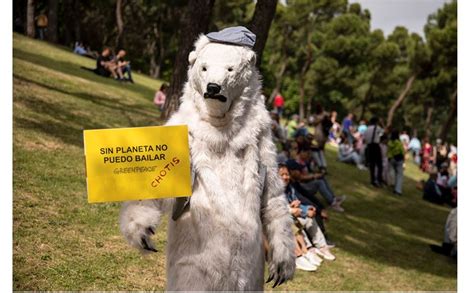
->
[349, 0, 450, 37]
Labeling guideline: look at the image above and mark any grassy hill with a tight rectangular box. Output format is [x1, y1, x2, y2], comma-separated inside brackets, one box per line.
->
[13, 33, 456, 291]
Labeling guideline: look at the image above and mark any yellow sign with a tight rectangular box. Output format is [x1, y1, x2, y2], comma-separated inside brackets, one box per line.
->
[83, 125, 192, 203]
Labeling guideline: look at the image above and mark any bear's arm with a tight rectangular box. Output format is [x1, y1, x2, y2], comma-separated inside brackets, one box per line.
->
[119, 198, 173, 253]
[258, 128, 296, 286]
[119, 110, 188, 252]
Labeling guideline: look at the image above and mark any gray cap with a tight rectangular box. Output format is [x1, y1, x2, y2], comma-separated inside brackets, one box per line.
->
[206, 26, 256, 48]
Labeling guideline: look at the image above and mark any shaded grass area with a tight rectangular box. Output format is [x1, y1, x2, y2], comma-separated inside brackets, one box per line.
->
[13, 33, 456, 291]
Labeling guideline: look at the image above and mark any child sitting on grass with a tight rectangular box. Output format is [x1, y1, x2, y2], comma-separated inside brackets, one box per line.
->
[278, 163, 336, 271]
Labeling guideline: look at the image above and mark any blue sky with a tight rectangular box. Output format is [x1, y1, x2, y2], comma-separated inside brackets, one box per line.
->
[348, 0, 450, 37]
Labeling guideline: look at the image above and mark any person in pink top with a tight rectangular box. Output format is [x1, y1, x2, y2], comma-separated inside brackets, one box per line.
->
[154, 84, 168, 110]
[273, 92, 285, 117]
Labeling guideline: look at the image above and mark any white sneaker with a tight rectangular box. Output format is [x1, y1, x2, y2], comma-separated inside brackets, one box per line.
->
[295, 255, 318, 271]
[304, 251, 323, 266]
[330, 202, 345, 212]
[335, 195, 347, 204]
[357, 164, 367, 170]
[313, 246, 336, 261]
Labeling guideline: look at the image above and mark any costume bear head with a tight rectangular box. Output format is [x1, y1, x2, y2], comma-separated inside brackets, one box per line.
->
[185, 29, 261, 125]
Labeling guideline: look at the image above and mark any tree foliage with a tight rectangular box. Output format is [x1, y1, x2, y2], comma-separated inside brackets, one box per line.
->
[14, 0, 457, 141]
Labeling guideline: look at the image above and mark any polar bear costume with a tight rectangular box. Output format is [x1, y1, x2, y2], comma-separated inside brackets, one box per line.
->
[119, 27, 295, 291]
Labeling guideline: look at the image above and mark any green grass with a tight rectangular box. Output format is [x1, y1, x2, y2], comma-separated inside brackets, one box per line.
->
[13, 33, 456, 291]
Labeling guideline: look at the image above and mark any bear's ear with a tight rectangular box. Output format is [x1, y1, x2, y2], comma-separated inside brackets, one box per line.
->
[246, 50, 257, 67]
[189, 34, 210, 66]
[188, 51, 197, 66]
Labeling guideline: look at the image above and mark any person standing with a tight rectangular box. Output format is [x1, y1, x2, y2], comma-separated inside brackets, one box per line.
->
[420, 137, 433, 172]
[387, 130, 405, 195]
[312, 103, 332, 151]
[342, 113, 354, 144]
[433, 139, 449, 170]
[364, 117, 384, 187]
[399, 130, 410, 149]
[273, 92, 285, 118]
[357, 119, 368, 135]
[328, 111, 341, 145]
[35, 11, 48, 40]
[408, 134, 422, 165]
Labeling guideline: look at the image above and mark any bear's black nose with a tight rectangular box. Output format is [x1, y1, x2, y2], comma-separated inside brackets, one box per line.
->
[206, 83, 221, 95]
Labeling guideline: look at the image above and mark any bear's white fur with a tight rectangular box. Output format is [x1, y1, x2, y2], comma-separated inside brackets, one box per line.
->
[119, 34, 295, 291]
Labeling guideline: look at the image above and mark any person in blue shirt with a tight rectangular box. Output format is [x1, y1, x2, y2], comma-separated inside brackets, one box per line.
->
[342, 113, 354, 144]
[357, 119, 367, 135]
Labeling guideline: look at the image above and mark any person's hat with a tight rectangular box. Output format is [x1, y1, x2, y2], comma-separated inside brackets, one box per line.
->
[285, 159, 305, 171]
[206, 26, 256, 48]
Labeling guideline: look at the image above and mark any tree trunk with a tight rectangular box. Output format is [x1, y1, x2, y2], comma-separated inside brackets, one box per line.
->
[148, 37, 158, 77]
[161, 0, 215, 120]
[360, 82, 374, 120]
[386, 73, 417, 128]
[298, 39, 313, 119]
[46, 0, 59, 43]
[72, 0, 82, 42]
[424, 104, 434, 139]
[359, 70, 378, 119]
[248, 0, 278, 69]
[13, 0, 26, 33]
[267, 26, 291, 107]
[62, 0, 74, 45]
[115, 0, 125, 50]
[26, 0, 35, 38]
[437, 89, 457, 142]
[267, 59, 288, 106]
[62, 0, 81, 46]
[299, 74, 306, 119]
[306, 92, 313, 118]
[156, 21, 165, 78]
[148, 23, 159, 78]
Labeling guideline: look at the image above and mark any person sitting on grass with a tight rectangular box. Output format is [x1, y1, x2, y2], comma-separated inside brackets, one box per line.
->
[423, 168, 444, 204]
[154, 84, 168, 110]
[292, 147, 346, 212]
[93, 47, 118, 79]
[73, 41, 99, 59]
[430, 207, 457, 260]
[113, 49, 134, 83]
[338, 134, 366, 170]
[286, 162, 337, 248]
[279, 163, 336, 264]
[436, 162, 456, 206]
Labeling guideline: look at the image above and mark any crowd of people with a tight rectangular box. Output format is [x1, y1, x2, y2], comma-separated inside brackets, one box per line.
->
[270, 104, 347, 272]
[269, 93, 458, 270]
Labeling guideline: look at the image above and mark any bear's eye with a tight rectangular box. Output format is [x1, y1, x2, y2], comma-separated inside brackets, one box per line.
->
[202, 66, 207, 72]
[227, 67, 233, 72]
